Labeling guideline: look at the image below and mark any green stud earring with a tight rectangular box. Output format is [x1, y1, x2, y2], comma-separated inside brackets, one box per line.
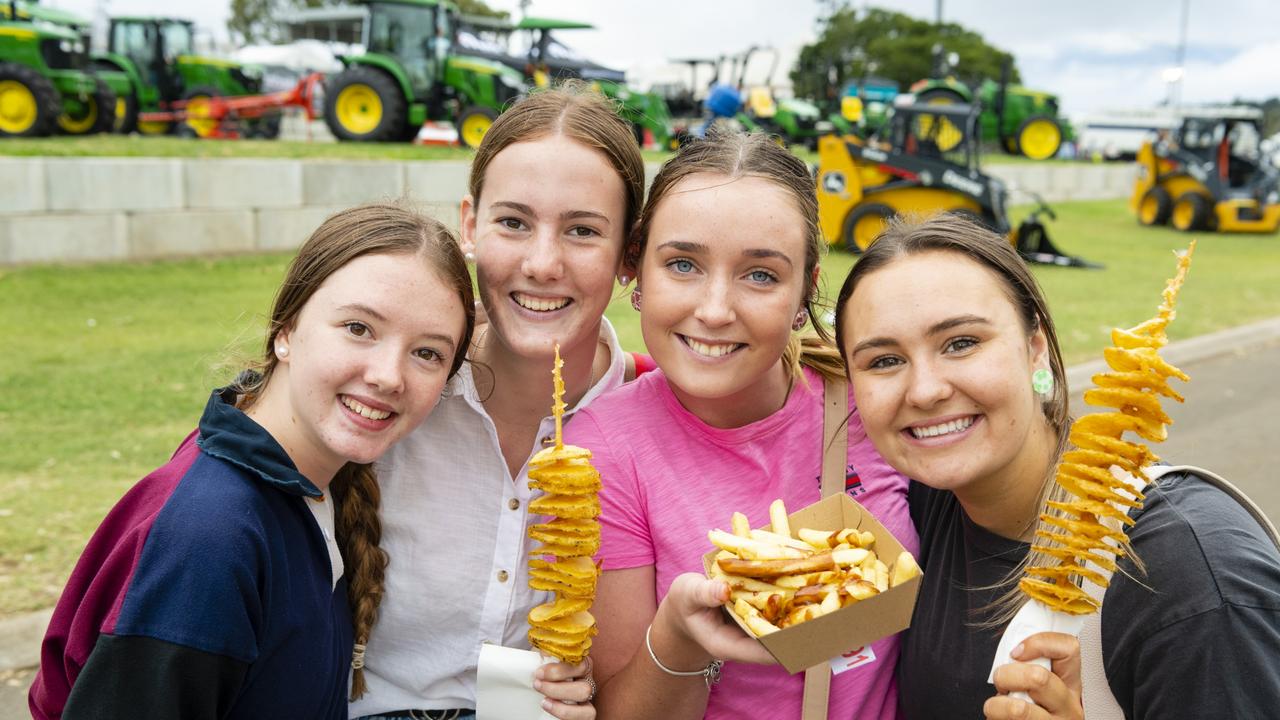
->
[1032, 368, 1054, 395]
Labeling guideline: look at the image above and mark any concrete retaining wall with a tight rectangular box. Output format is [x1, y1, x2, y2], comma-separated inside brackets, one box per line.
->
[0, 155, 1135, 265]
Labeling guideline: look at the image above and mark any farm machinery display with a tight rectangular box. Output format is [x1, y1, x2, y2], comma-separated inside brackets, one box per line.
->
[1131, 107, 1280, 233]
[815, 100, 1096, 268]
[322, 0, 524, 147]
[0, 0, 116, 137]
[911, 55, 1072, 160]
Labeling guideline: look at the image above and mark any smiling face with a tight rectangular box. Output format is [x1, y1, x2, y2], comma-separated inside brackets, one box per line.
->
[638, 173, 810, 427]
[262, 252, 467, 483]
[840, 250, 1052, 495]
[462, 134, 627, 361]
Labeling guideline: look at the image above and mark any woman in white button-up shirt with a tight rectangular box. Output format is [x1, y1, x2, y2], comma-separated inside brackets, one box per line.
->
[348, 83, 648, 720]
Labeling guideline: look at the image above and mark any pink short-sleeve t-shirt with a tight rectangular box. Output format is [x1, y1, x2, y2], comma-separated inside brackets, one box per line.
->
[566, 367, 917, 720]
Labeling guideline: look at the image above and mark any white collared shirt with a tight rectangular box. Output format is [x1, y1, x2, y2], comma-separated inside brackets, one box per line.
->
[349, 319, 628, 717]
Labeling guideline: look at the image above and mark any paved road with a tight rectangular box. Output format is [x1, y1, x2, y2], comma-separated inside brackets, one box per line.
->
[1070, 336, 1280, 523]
[2, 338, 1276, 718]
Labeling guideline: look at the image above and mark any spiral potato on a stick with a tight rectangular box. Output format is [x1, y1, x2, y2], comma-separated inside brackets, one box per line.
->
[525, 346, 600, 664]
[1020, 242, 1196, 615]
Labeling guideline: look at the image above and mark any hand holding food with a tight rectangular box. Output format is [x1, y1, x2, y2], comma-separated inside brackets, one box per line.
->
[1020, 242, 1195, 615]
[707, 499, 920, 636]
[527, 346, 601, 665]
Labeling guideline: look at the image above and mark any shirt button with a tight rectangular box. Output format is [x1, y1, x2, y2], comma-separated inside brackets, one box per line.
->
[497, 570, 509, 583]
[508, 498, 520, 511]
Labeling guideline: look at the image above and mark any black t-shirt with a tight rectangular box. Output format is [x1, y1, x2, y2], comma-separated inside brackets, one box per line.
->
[898, 472, 1280, 720]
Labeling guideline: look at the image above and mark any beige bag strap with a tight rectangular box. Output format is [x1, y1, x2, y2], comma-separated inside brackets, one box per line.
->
[802, 378, 849, 720]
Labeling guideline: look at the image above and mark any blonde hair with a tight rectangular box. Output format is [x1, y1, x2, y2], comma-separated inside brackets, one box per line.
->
[235, 201, 475, 699]
[628, 130, 845, 383]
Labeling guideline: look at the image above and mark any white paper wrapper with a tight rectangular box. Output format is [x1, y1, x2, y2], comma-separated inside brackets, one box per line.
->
[475, 644, 558, 720]
[988, 599, 1086, 702]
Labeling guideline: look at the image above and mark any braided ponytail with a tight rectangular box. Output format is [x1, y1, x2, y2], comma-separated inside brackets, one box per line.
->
[330, 462, 388, 700]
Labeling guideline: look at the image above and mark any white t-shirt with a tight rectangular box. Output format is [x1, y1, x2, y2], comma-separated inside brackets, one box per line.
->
[348, 319, 627, 717]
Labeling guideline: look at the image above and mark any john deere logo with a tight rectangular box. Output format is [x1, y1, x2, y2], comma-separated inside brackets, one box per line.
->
[822, 171, 846, 194]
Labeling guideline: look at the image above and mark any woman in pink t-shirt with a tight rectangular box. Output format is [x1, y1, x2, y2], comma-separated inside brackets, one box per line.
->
[563, 132, 916, 720]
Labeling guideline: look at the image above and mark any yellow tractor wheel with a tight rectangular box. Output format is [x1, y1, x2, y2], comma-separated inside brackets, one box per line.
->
[0, 64, 60, 137]
[57, 79, 115, 135]
[183, 92, 220, 138]
[458, 105, 498, 150]
[1017, 117, 1063, 160]
[1171, 193, 1211, 232]
[335, 83, 383, 136]
[916, 88, 966, 152]
[841, 203, 897, 253]
[0, 79, 39, 135]
[1138, 187, 1172, 226]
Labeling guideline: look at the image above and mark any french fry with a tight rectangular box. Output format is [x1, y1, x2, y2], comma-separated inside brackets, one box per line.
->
[749, 528, 816, 553]
[775, 572, 826, 589]
[874, 561, 889, 593]
[818, 586, 842, 616]
[720, 574, 788, 593]
[708, 529, 805, 559]
[832, 547, 870, 567]
[798, 527, 837, 550]
[734, 598, 781, 637]
[890, 551, 921, 587]
[843, 579, 879, 601]
[731, 511, 751, 538]
[717, 552, 835, 578]
[769, 499, 791, 537]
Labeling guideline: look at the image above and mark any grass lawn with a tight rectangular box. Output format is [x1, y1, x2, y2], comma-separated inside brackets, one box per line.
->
[2, 198, 1278, 615]
[0, 134, 675, 164]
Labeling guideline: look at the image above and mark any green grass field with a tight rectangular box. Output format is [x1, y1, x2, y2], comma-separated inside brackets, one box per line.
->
[2, 198, 1278, 615]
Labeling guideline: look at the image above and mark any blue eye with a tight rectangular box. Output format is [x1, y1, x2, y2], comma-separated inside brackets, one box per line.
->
[945, 337, 978, 353]
[868, 355, 903, 370]
[669, 259, 695, 274]
[748, 270, 776, 284]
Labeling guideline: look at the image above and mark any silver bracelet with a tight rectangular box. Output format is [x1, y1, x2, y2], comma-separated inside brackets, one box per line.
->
[644, 623, 724, 688]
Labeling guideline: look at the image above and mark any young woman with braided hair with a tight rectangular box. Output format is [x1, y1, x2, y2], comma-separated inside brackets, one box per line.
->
[31, 202, 475, 719]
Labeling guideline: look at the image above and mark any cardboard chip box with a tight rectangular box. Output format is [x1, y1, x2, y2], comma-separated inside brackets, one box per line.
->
[701, 493, 921, 674]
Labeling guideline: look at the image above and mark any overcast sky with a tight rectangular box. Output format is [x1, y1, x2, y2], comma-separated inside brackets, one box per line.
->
[44, 0, 1280, 117]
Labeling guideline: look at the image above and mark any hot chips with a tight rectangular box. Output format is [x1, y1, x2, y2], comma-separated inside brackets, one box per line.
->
[706, 499, 921, 636]
[526, 347, 599, 664]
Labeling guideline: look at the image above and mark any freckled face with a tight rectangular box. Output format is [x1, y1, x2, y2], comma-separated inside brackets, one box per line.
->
[464, 135, 627, 361]
[840, 251, 1050, 493]
[638, 173, 809, 425]
[269, 253, 467, 481]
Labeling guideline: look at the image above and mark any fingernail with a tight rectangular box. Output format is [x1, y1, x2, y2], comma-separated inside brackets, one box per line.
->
[532, 679, 543, 691]
[541, 699, 554, 711]
[1012, 642, 1025, 658]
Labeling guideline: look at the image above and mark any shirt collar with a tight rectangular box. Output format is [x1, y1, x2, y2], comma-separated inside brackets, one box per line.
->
[448, 316, 628, 416]
[196, 386, 324, 499]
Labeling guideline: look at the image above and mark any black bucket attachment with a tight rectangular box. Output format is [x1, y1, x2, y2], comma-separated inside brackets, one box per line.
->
[1015, 219, 1103, 269]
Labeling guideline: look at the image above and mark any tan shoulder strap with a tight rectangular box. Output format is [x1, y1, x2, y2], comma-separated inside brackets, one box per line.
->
[802, 378, 850, 720]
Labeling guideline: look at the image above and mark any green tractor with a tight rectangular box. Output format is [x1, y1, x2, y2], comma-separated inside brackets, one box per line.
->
[910, 54, 1072, 160]
[91, 16, 270, 137]
[511, 16, 675, 149]
[323, 0, 525, 147]
[0, 0, 116, 137]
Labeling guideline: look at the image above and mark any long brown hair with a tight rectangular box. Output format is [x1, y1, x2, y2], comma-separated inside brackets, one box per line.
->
[627, 130, 845, 382]
[469, 80, 646, 235]
[236, 201, 475, 699]
[831, 213, 1077, 624]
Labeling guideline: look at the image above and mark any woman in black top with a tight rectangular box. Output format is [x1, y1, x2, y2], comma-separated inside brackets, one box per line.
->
[832, 214, 1280, 719]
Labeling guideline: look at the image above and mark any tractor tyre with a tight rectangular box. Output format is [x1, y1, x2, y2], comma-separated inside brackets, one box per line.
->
[0, 62, 62, 137]
[918, 88, 967, 105]
[841, 203, 897, 254]
[1171, 193, 1212, 232]
[1016, 116, 1063, 160]
[458, 105, 499, 150]
[324, 66, 407, 142]
[182, 85, 223, 139]
[58, 77, 117, 135]
[112, 90, 139, 134]
[1137, 187, 1172, 226]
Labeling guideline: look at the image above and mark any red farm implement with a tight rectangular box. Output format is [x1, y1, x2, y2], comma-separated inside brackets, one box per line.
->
[135, 72, 324, 139]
